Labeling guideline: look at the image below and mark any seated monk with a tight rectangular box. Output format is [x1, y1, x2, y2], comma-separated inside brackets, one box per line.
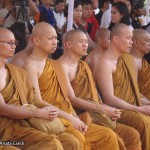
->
[130, 29, 150, 101]
[0, 28, 81, 150]
[94, 23, 150, 150]
[17, 22, 120, 150]
[86, 28, 111, 72]
[58, 29, 141, 150]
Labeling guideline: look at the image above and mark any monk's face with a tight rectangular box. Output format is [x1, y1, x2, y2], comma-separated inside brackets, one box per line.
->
[0, 30, 16, 59]
[69, 32, 88, 57]
[137, 33, 150, 55]
[37, 27, 57, 54]
[116, 27, 133, 53]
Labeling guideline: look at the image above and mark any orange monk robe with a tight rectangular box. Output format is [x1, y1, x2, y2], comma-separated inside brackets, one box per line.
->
[0, 146, 20, 150]
[0, 64, 63, 150]
[0, 64, 80, 150]
[71, 60, 141, 150]
[38, 59, 120, 150]
[113, 54, 150, 150]
[138, 59, 150, 100]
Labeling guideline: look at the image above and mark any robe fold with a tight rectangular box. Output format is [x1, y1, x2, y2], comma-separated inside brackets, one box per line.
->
[138, 59, 150, 100]
[38, 59, 120, 150]
[113, 54, 150, 150]
[0, 64, 63, 150]
[71, 60, 141, 150]
[0, 64, 80, 150]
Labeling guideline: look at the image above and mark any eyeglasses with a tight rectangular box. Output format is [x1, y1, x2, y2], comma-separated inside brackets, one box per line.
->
[0, 41, 16, 46]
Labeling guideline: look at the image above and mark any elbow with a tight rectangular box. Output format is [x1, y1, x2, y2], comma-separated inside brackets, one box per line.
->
[103, 95, 114, 106]
[69, 96, 77, 107]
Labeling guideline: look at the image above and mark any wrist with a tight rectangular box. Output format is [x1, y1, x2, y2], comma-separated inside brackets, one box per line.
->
[96, 104, 104, 113]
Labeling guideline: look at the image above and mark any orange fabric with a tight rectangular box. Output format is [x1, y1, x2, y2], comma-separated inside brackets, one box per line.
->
[138, 59, 150, 100]
[39, 59, 74, 113]
[113, 54, 150, 150]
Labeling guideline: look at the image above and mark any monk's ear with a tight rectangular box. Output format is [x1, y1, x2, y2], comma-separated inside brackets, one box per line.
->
[133, 39, 139, 47]
[65, 41, 72, 48]
[32, 36, 40, 45]
[98, 37, 102, 44]
[113, 35, 118, 43]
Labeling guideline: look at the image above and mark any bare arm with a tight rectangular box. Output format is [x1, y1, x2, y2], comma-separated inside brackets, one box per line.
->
[140, 94, 150, 105]
[23, 60, 87, 133]
[28, 0, 39, 16]
[94, 60, 149, 114]
[60, 63, 121, 120]
[0, 93, 55, 120]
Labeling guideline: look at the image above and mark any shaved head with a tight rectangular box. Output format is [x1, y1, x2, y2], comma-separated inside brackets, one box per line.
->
[110, 23, 130, 40]
[63, 29, 86, 43]
[96, 28, 110, 42]
[133, 29, 150, 41]
[32, 22, 55, 37]
[0, 28, 14, 40]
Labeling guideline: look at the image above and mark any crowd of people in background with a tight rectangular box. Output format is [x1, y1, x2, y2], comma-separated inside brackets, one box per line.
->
[0, 0, 150, 150]
[0, 0, 149, 60]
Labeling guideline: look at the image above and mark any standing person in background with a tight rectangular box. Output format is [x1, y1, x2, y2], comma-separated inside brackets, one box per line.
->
[95, 0, 110, 26]
[0, 0, 39, 28]
[53, 0, 66, 33]
[79, 0, 99, 42]
[108, 2, 133, 31]
[35, 0, 56, 27]
[62, 0, 95, 51]
[131, 1, 144, 29]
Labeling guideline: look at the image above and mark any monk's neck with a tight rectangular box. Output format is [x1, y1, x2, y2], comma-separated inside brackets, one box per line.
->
[60, 53, 80, 64]
[0, 58, 6, 70]
[31, 48, 48, 61]
[106, 46, 122, 60]
[130, 48, 144, 59]
[95, 45, 106, 54]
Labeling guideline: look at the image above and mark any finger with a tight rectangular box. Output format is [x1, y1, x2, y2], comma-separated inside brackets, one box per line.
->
[78, 125, 83, 133]
[49, 112, 58, 117]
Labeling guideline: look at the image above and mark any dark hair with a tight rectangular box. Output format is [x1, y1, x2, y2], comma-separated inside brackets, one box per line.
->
[99, 0, 110, 9]
[81, 0, 92, 6]
[64, 0, 82, 17]
[133, 1, 144, 10]
[55, 0, 65, 5]
[112, 2, 130, 25]
[8, 22, 27, 53]
[109, 2, 130, 31]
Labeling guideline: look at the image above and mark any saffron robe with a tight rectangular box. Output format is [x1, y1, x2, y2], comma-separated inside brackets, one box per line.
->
[113, 54, 150, 150]
[71, 60, 141, 150]
[38, 59, 120, 150]
[0, 64, 80, 150]
[138, 58, 150, 100]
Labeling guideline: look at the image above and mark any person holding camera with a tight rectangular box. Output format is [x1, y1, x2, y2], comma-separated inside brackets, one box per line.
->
[0, 0, 39, 28]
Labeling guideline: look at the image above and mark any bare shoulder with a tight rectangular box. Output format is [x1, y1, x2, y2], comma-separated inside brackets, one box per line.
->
[10, 51, 27, 67]
[23, 57, 38, 73]
[58, 59, 70, 74]
[94, 56, 114, 72]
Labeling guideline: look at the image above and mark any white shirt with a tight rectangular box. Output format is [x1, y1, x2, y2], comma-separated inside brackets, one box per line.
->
[53, 10, 66, 30]
[100, 4, 111, 28]
[0, 8, 23, 28]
